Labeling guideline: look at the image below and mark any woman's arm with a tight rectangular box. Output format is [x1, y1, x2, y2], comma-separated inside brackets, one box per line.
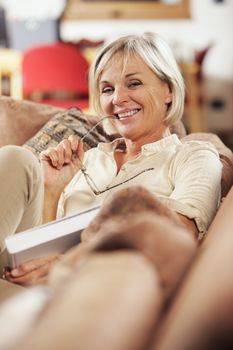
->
[40, 136, 84, 223]
[176, 214, 199, 239]
[168, 143, 222, 238]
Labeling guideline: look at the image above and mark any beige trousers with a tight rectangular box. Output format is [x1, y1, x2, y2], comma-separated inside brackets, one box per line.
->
[0, 146, 43, 269]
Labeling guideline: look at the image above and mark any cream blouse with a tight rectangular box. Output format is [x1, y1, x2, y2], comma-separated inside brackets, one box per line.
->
[57, 134, 222, 239]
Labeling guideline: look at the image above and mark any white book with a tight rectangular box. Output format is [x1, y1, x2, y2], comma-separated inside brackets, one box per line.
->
[5, 206, 100, 268]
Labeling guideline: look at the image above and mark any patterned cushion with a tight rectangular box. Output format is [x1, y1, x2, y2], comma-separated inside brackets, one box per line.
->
[24, 107, 115, 157]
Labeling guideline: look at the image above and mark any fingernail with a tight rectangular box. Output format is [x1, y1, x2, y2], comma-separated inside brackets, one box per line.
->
[11, 269, 20, 277]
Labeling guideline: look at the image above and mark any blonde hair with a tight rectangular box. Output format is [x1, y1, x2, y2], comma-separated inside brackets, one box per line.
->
[89, 32, 185, 133]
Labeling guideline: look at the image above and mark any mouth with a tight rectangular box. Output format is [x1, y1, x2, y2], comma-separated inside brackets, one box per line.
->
[114, 108, 141, 120]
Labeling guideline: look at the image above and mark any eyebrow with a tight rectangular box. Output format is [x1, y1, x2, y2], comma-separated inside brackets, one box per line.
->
[125, 72, 141, 78]
[99, 72, 142, 85]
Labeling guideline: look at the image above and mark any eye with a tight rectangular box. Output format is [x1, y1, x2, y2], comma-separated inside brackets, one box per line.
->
[128, 80, 142, 89]
[101, 86, 114, 94]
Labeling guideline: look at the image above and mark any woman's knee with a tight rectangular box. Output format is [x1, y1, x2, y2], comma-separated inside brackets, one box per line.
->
[0, 145, 40, 178]
[0, 145, 37, 164]
[0, 146, 43, 238]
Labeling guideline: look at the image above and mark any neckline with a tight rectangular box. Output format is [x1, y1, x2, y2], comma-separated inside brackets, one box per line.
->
[98, 134, 180, 153]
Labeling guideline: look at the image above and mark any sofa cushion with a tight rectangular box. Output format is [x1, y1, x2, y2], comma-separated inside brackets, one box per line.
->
[24, 107, 115, 157]
[182, 133, 233, 198]
[0, 96, 63, 147]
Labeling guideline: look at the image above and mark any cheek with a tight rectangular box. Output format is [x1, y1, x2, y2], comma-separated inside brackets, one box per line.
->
[100, 96, 111, 113]
[142, 89, 168, 124]
[145, 90, 160, 113]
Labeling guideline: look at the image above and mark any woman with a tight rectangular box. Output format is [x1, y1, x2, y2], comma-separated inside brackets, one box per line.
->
[2, 32, 222, 284]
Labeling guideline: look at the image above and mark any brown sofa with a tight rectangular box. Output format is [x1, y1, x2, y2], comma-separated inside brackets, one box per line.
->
[0, 96, 233, 350]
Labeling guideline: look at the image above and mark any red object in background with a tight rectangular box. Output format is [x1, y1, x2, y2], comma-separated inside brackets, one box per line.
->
[22, 42, 90, 110]
[194, 44, 212, 82]
[39, 99, 89, 110]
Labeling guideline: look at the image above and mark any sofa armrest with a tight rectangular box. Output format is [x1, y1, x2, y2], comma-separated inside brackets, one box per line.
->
[152, 186, 233, 350]
[0, 96, 63, 147]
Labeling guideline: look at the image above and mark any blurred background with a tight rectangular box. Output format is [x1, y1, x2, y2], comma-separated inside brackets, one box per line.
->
[0, 0, 232, 149]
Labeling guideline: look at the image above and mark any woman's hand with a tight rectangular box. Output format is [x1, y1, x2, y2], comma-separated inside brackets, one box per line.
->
[3, 254, 61, 286]
[40, 135, 84, 195]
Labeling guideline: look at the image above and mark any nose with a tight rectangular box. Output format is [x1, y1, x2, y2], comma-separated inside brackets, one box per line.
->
[112, 86, 129, 105]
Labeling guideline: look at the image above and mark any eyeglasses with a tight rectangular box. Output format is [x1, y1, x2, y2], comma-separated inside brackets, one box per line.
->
[75, 115, 155, 196]
[77, 158, 154, 195]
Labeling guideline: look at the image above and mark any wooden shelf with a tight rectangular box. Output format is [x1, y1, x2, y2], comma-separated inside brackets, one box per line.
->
[63, 0, 190, 20]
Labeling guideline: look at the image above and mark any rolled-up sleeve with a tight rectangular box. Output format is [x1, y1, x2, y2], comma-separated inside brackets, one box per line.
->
[161, 141, 222, 238]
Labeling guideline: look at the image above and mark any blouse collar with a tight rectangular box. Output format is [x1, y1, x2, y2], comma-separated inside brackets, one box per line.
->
[97, 134, 181, 154]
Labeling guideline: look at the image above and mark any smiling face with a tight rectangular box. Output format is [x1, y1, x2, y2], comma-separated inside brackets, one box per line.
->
[99, 52, 172, 143]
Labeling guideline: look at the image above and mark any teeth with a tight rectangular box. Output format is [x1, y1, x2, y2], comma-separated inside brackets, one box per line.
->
[117, 109, 139, 119]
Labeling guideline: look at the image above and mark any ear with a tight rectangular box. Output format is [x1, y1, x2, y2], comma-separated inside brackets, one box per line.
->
[164, 83, 173, 104]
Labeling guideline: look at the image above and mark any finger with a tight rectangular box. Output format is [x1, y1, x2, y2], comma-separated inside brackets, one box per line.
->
[5, 255, 61, 286]
[10, 254, 60, 277]
[6, 264, 51, 286]
[67, 136, 85, 167]
[68, 135, 80, 152]
[40, 148, 59, 168]
[54, 143, 65, 169]
[76, 140, 84, 161]
[60, 139, 73, 164]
